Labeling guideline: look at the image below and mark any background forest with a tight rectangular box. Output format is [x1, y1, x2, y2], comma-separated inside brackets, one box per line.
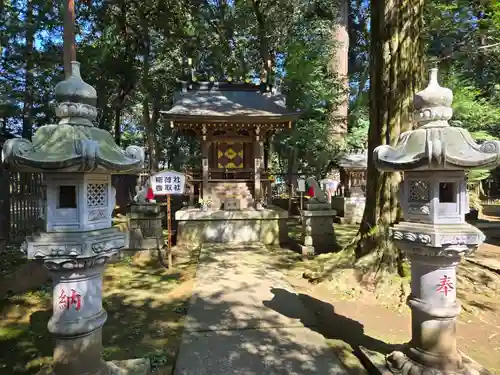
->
[0, 0, 499, 181]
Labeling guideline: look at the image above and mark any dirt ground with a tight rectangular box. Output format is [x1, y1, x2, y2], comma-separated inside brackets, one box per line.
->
[284, 222, 500, 374]
[0, 247, 198, 374]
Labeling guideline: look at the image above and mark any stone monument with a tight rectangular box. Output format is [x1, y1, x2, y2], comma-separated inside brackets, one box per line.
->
[331, 151, 367, 224]
[364, 68, 498, 375]
[2, 61, 149, 375]
[299, 177, 337, 255]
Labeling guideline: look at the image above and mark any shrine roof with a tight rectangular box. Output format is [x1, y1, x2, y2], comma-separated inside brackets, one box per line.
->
[160, 82, 300, 123]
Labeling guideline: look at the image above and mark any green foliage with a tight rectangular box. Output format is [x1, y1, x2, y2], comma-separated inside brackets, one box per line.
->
[345, 105, 369, 152]
[448, 77, 500, 138]
[0, 0, 499, 183]
[271, 5, 345, 178]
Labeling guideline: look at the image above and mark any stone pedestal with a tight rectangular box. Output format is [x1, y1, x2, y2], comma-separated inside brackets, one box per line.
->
[175, 206, 289, 246]
[128, 203, 164, 251]
[385, 222, 485, 375]
[22, 230, 150, 375]
[300, 203, 337, 255]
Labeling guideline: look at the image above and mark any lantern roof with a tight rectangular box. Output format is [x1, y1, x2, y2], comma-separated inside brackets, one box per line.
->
[2, 61, 144, 173]
[373, 68, 500, 172]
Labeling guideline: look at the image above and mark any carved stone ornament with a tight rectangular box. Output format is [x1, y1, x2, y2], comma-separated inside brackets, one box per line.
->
[32, 244, 83, 259]
[1, 61, 145, 174]
[398, 244, 476, 258]
[88, 209, 107, 222]
[43, 255, 114, 271]
[408, 205, 430, 215]
[386, 349, 479, 375]
[392, 230, 431, 244]
[21, 228, 126, 268]
[92, 239, 126, 253]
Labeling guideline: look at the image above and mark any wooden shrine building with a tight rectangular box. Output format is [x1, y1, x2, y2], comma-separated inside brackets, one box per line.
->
[161, 81, 299, 210]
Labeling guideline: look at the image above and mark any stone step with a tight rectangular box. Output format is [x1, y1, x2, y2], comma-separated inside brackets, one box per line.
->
[211, 187, 251, 191]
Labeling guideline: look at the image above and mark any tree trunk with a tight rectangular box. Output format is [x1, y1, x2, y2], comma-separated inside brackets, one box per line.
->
[22, 0, 34, 140]
[355, 0, 425, 266]
[140, 27, 159, 172]
[328, 0, 349, 139]
[63, 0, 76, 78]
[473, 0, 490, 91]
[287, 148, 297, 214]
[114, 106, 121, 146]
[251, 0, 273, 86]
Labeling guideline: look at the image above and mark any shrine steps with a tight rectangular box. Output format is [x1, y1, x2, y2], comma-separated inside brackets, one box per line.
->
[208, 182, 254, 210]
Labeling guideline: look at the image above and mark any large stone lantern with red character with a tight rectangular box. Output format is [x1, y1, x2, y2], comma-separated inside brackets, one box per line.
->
[2, 61, 148, 374]
[368, 68, 498, 375]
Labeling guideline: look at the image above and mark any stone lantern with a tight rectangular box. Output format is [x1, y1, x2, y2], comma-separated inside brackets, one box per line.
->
[370, 68, 497, 374]
[2, 62, 148, 374]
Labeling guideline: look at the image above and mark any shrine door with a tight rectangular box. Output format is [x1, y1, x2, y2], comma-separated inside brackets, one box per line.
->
[216, 142, 244, 169]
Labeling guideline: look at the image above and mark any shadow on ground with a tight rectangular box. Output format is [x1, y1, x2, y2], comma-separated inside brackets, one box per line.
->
[172, 244, 396, 375]
[264, 288, 402, 370]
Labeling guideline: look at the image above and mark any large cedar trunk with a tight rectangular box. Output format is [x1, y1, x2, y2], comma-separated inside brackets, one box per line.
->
[328, 0, 349, 139]
[140, 16, 159, 172]
[355, 0, 425, 264]
[21, 0, 34, 140]
[63, 0, 76, 78]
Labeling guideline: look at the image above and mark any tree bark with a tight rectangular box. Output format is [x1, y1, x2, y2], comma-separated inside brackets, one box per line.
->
[63, 0, 76, 78]
[140, 23, 159, 172]
[251, 0, 273, 86]
[114, 106, 121, 146]
[328, 0, 349, 139]
[356, 0, 425, 263]
[22, 0, 34, 140]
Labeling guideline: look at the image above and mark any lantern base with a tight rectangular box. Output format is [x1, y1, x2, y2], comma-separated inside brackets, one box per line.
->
[37, 359, 150, 375]
[359, 346, 492, 375]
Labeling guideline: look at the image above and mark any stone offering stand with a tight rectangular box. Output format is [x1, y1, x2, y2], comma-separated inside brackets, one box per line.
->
[2, 61, 149, 375]
[298, 177, 337, 255]
[128, 203, 165, 254]
[361, 68, 497, 375]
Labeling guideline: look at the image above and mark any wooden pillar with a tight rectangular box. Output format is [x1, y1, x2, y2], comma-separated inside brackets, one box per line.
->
[201, 125, 209, 199]
[266, 138, 273, 204]
[254, 126, 262, 204]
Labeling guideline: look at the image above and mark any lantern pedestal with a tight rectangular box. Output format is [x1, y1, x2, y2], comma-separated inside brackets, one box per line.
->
[24, 231, 149, 375]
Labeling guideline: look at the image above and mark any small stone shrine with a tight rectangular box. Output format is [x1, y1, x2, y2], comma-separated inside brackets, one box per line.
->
[299, 177, 337, 255]
[2, 62, 148, 375]
[364, 68, 498, 375]
[331, 150, 367, 224]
